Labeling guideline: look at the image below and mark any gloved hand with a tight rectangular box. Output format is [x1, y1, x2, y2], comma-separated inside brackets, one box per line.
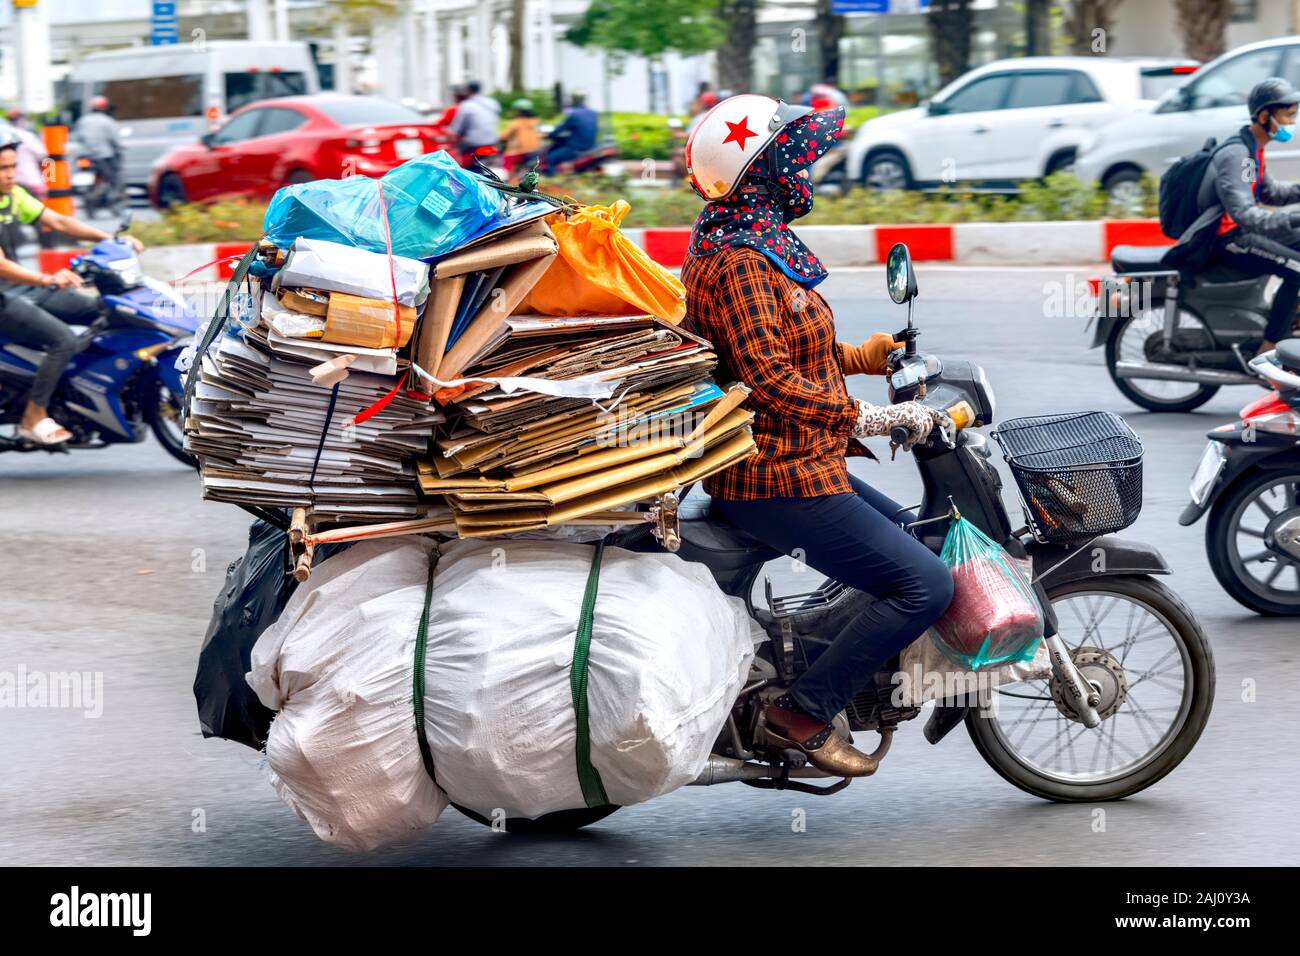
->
[852, 399, 956, 450]
[840, 333, 905, 376]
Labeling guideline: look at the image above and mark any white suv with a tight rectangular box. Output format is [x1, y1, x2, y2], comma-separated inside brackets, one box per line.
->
[846, 57, 1195, 190]
[1075, 37, 1300, 209]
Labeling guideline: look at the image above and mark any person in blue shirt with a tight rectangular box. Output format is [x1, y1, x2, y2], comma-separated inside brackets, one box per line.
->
[545, 93, 598, 171]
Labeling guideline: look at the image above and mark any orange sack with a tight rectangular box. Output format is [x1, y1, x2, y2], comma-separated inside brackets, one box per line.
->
[520, 201, 686, 323]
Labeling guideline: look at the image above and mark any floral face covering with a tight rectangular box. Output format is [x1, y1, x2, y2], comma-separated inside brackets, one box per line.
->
[687, 106, 846, 288]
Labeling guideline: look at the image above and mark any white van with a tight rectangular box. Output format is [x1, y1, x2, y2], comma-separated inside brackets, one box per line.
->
[66, 40, 321, 193]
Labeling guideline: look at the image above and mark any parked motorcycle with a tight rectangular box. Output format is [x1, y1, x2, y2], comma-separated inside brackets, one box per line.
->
[463, 243, 1216, 833]
[1179, 340, 1300, 615]
[0, 236, 197, 465]
[1091, 243, 1271, 412]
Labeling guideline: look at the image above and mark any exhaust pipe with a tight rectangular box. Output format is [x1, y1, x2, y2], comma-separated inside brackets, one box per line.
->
[688, 754, 838, 786]
[1113, 360, 1257, 386]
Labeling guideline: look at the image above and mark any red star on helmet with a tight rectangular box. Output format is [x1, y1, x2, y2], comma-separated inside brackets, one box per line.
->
[722, 116, 757, 150]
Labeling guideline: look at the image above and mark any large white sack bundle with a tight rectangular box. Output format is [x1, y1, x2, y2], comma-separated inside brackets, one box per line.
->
[246, 537, 448, 852]
[422, 537, 754, 820]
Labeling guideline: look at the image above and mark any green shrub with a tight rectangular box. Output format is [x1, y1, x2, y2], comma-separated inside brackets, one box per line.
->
[132, 199, 268, 245]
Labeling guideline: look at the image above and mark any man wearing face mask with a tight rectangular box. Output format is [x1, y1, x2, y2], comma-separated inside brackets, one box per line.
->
[1194, 77, 1300, 353]
[681, 96, 955, 778]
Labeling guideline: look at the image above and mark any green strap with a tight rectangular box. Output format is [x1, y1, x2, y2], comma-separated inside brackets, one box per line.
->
[412, 550, 440, 785]
[570, 541, 610, 808]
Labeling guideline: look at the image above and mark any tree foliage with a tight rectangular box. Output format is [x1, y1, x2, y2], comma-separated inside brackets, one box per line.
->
[566, 0, 727, 59]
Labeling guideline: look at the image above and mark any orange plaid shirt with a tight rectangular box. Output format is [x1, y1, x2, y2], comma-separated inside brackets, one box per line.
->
[682, 246, 862, 500]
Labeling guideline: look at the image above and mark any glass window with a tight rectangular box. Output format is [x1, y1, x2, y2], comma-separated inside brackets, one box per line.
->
[1280, 46, 1300, 89]
[1185, 46, 1283, 110]
[213, 109, 265, 145]
[313, 98, 427, 126]
[257, 107, 307, 136]
[1141, 69, 1195, 101]
[224, 72, 308, 113]
[93, 75, 203, 120]
[940, 74, 1012, 114]
[1006, 72, 1078, 109]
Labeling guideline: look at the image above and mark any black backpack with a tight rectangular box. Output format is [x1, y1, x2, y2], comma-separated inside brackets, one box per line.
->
[1158, 132, 1250, 239]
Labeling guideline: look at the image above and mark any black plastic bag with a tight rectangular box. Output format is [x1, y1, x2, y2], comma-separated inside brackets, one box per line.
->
[194, 516, 348, 750]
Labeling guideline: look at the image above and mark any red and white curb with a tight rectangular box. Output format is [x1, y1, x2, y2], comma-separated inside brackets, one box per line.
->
[43, 219, 1171, 285]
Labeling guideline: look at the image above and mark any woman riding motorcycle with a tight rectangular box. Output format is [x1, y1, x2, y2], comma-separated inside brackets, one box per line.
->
[682, 95, 954, 777]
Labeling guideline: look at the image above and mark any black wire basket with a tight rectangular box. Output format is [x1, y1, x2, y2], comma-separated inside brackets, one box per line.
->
[991, 411, 1143, 543]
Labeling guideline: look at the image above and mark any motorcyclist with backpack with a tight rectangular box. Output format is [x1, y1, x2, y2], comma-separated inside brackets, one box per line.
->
[1168, 77, 1300, 354]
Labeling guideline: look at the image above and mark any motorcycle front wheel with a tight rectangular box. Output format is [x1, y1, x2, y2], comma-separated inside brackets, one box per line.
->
[1206, 468, 1300, 616]
[148, 384, 196, 468]
[966, 575, 1214, 802]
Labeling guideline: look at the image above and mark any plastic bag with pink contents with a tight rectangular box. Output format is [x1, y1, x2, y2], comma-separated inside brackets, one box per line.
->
[932, 516, 1044, 670]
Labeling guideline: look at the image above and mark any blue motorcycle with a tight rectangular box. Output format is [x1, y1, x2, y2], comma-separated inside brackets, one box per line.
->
[0, 237, 197, 465]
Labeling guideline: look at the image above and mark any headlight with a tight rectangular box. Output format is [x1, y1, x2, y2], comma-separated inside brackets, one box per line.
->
[1188, 441, 1228, 506]
[976, 365, 996, 424]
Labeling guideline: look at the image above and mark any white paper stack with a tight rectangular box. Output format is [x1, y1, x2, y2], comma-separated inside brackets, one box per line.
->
[185, 322, 443, 522]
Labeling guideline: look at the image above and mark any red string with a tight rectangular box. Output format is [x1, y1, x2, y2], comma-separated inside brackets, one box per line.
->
[351, 370, 409, 425]
[170, 254, 245, 284]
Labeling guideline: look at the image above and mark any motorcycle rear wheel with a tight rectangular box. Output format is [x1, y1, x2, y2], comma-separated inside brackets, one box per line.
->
[451, 802, 620, 835]
[148, 385, 196, 468]
[966, 575, 1214, 802]
[1104, 308, 1219, 412]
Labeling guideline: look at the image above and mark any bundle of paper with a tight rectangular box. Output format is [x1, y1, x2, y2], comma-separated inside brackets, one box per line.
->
[184, 323, 441, 523]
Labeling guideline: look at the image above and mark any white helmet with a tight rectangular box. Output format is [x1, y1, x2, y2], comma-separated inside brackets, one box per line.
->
[686, 94, 813, 200]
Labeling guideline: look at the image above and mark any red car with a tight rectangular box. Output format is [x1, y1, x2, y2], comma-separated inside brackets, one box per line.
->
[148, 94, 456, 207]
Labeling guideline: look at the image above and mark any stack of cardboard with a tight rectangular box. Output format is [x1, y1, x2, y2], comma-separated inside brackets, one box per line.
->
[184, 189, 755, 552]
[186, 316, 441, 523]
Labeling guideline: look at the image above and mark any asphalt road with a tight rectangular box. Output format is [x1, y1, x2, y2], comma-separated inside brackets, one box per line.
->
[2, 264, 1297, 867]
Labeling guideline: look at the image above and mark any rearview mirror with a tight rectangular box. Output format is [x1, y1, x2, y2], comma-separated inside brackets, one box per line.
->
[926, 99, 950, 116]
[200, 132, 217, 149]
[886, 242, 918, 305]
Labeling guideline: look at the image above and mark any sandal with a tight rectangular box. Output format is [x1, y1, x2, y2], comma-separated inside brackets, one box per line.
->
[18, 417, 72, 446]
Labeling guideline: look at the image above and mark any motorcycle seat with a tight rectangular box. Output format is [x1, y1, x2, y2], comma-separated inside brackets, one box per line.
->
[679, 487, 783, 566]
[1111, 244, 1172, 273]
[1277, 338, 1300, 373]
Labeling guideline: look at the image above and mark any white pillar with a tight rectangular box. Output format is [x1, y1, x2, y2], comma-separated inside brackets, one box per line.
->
[372, 19, 405, 101]
[448, 17, 466, 88]
[332, 21, 352, 95]
[476, 1, 495, 92]
[273, 0, 291, 41]
[423, 2, 443, 106]
[247, 0, 273, 42]
[530, 0, 555, 91]
[13, 0, 52, 113]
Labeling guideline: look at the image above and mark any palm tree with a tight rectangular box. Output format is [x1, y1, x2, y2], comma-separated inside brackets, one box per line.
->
[1174, 0, 1232, 62]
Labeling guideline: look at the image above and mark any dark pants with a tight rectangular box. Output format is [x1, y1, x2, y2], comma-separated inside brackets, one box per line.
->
[715, 473, 954, 724]
[1215, 233, 1300, 342]
[0, 286, 98, 407]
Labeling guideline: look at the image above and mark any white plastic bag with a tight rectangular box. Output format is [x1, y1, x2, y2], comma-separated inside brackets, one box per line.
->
[274, 236, 431, 306]
[247, 537, 447, 852]
[422, 538, 754, 820]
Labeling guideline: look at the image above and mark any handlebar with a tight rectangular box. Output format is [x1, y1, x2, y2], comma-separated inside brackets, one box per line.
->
[890, 425, 910, 445]
[1249, 350, 1300, 391]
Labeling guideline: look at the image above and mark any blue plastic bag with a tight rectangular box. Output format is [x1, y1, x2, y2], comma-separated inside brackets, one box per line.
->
[262, 150, 507, 259]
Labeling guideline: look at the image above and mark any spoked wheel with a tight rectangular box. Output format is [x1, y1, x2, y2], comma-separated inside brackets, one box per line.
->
[1104, 306, 1220, 412]
[148, 384, 196, 468]
[451, 802, 620, 834]
[966, 576, 1214, 802]
[1207, 470, 1300, 616]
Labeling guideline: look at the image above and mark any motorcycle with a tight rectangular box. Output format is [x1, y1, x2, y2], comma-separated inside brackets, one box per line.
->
[462, 243, 1217, 834]
[1090, 243, 1272, 412]
[1179, 339, 1300, 615]
[0, 234, 197, 465]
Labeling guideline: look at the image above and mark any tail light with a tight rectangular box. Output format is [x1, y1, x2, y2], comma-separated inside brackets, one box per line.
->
[344, 138, 384, 155]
